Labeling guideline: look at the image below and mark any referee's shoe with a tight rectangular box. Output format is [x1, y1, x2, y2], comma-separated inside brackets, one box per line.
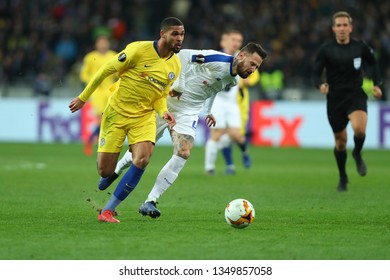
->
[337, 176, 349, 192]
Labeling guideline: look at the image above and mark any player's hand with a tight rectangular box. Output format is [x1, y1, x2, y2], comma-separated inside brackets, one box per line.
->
[163, 111, 176, 129]
[205, 114, 216, 127]
[69, 97, 85, 113]
[372, 86, 383, 100]
[169, 89, 182, 100]
[319, 83, 329, 95]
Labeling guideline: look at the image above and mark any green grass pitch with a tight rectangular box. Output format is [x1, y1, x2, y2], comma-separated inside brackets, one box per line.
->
[0, 142, 389, 260]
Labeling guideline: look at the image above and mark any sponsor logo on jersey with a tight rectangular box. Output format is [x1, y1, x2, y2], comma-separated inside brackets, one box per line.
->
[140, 73, 169, 90]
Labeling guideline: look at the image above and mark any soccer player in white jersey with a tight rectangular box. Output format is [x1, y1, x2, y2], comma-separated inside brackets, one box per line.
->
[98, 43, 267, 218]
[204, 30, 248, 175]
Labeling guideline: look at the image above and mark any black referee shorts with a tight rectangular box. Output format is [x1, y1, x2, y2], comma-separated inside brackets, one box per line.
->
[326, 89, 368, 133]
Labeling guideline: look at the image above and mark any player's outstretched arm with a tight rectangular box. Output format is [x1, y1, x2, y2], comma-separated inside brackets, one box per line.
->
[69, 97, 85, 113]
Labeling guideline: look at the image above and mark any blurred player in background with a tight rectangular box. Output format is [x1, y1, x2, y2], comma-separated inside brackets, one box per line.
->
[220, 57, 260, 174]
[69, 17, 185, 223]
[79, 35, 118, 155]
[204, 30, 259, 175]
[312, 11, 382, 192]
[98, 43, 268, 218]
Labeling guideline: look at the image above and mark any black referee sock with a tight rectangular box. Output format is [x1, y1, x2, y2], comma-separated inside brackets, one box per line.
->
[353, 135, 366, 156]
[334, 148, 347, 178]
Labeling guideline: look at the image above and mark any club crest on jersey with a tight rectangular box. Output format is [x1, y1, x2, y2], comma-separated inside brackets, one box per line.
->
[100, 138, 105, 147]
[168, 72, 175, 80]
[118, 53, 126, 62]
[353, 57, 361, 70]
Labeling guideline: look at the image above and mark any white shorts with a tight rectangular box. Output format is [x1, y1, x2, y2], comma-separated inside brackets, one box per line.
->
[211, 97, 241, 129]
[156, 113, 199, 141]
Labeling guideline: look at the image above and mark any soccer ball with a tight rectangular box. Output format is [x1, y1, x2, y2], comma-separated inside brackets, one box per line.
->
[224, 198, 255, 228]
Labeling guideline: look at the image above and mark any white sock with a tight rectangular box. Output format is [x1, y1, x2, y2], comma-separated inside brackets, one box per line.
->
[115, 150, 133, 175]
[218, 134, 231, 149]
[205, 139, 218, 171]
[146, 155, 187, 202]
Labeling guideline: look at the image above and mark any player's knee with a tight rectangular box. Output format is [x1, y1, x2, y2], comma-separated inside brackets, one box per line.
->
[132, 156, 150, 169]
[177, 149, 190, 160]
[335, 141, 347, 151]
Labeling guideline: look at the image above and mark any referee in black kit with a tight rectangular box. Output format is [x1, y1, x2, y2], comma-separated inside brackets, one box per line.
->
[312, 11, 383, 192]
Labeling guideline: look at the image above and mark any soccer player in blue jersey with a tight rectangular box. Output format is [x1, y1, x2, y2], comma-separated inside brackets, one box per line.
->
[69, 17, 185, 223]
[98, 43, 268, 218]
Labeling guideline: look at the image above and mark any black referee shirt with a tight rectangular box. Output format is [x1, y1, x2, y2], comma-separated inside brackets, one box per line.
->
[312, 38, 382, 94]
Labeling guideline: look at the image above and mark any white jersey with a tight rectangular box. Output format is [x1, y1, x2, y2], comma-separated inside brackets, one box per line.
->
[214, 76, 240, 102]
[211, 74, 242, 129]
[155, 49, 239, 140]
[168, 49, 239, 116]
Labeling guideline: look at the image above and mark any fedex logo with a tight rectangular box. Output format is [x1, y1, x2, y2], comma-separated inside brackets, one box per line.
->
[38, 101, 80, 142]
[250, 101, 303, 147]
[37, 100, 98, 143]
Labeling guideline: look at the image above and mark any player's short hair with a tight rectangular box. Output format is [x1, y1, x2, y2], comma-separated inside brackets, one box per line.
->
[220, 29, 243, 49]
[332, 11, 352, 26]
[240, 42, 268, 60]
[222, 29, 242, 36]
[160, 17, 184, 31]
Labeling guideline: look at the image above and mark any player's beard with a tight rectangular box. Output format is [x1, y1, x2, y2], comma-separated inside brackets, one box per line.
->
[237, 62, 250, 79]
[165, 41, 181, 54]
[172, 43, 181, 53]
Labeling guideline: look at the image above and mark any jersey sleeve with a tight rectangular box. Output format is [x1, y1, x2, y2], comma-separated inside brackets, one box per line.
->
[179, 49, 232, 74]
[312, 44, 326, 88]
[194, 49, 232, 74]
[78, 61, 117, 102]
[109, 43, 139, 73]
[202, 94, 217, 115]
[153, 97, 169, 118]
[362, 41, 383, 87]
[78, 43, 141, 102]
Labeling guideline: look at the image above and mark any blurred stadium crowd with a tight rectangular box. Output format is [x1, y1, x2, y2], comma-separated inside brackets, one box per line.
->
[0, 0, 389, 99]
